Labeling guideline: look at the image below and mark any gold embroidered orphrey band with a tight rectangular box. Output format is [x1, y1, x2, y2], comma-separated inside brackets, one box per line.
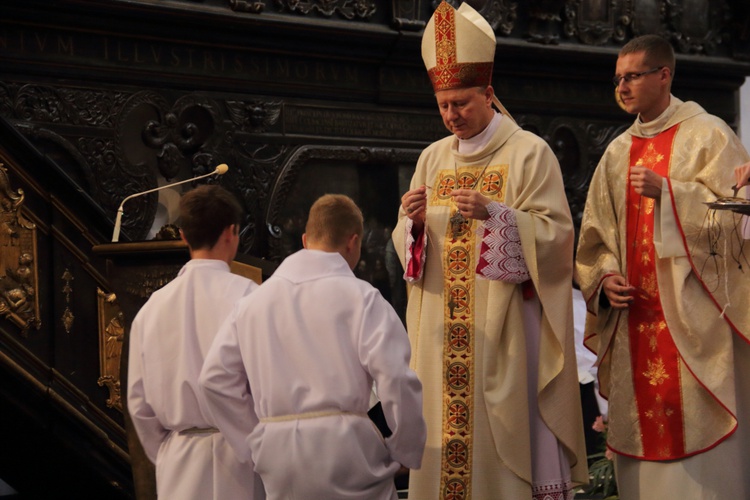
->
[436, 158, 506, 499]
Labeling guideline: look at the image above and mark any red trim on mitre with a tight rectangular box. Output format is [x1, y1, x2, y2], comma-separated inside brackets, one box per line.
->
[428, 63, 494, 92]
[428, 2, 493, 92]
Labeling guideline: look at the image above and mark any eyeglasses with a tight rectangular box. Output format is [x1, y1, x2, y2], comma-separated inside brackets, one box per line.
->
[612, 67, 663, 87]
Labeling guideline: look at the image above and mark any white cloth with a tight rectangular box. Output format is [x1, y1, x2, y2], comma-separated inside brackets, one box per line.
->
[743, 186, 750, 239]
[572, 288, 596, 385]
[127, 259, 263, 500]
[199, 249, 426, 500]
[573, 288, 608, 418]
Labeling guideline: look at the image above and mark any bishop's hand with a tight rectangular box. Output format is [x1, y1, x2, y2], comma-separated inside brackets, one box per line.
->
[451, 189, 491, 220]
[401, 185, 428, 231]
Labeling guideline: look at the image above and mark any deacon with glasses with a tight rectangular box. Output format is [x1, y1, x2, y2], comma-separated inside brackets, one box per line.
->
[576, 34, 750, 498]
[393, 2, 588, 498]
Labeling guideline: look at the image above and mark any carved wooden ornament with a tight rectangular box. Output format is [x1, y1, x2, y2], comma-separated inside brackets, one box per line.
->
[0, 164, 41, 335]
[97, 288, 124, 412]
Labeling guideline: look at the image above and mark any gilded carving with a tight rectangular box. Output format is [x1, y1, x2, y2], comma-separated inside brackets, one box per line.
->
[97, 289, 124, 412]
[61, 268, 75, 334]
[0, 164, 41, 335]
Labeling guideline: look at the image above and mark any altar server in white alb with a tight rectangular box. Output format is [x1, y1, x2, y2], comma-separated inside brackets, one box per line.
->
[200, 194, 426, 500]
[127, 184, 264, 500]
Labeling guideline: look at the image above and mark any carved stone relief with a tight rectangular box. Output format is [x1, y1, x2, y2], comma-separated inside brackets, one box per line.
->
[0, 164, 41, 335]
[97, 289, 124, 412]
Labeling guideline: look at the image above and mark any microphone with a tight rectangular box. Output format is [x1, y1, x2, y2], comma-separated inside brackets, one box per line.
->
[111, 164, 229, 242]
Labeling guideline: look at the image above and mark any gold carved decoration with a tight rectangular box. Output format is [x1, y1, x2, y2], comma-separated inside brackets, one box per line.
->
[0, 164, 41, 335]
[97, 288, 124, 412]
[61, 268, 75, 334]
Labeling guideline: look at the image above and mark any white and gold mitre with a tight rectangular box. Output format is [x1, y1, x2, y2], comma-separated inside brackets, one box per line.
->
[421, 1, 496, 92]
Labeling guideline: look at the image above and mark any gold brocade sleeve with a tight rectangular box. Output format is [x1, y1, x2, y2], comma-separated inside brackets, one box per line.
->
[575, 140, 629, 397]
[667, 115, 750, 342]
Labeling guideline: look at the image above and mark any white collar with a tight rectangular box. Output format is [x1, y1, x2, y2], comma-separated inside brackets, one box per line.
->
[457, 112, 503, 155]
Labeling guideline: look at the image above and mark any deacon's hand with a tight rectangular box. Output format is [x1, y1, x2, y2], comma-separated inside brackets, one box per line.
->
[602, 274, 635, 309]
[630, 166, 663, 199]
[451, 189, 491, 220]
[734, 161, 750, 190]
[401, 186, 428, 229]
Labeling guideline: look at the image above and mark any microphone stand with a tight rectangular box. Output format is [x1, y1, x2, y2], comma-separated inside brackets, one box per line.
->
[111, 164, 228, 242]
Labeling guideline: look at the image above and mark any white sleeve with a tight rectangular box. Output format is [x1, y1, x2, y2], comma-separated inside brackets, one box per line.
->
[357, 293, 426, 469]
[199, 307, 258, 463]
[654, 178, 687, 258]
[126, 316, 168, 464]
[743, 186, 750, 240]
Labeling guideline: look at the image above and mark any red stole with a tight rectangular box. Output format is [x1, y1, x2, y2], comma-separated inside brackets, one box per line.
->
[626, 124, 685, 460]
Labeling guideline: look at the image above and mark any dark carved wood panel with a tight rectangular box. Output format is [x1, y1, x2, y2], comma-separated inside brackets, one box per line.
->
[0, 0, 748, 497]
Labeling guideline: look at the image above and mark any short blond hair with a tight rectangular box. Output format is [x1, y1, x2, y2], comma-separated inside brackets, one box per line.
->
[305, 194, 363, 248]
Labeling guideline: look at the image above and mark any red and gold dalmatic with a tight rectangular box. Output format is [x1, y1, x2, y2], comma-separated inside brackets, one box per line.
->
[626, 126, 686, 459]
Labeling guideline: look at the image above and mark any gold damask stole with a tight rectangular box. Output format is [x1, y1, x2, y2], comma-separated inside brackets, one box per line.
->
[432, 161, 507, 499]
[0, 164, 40, 335]
[97, 288, 124, 412]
